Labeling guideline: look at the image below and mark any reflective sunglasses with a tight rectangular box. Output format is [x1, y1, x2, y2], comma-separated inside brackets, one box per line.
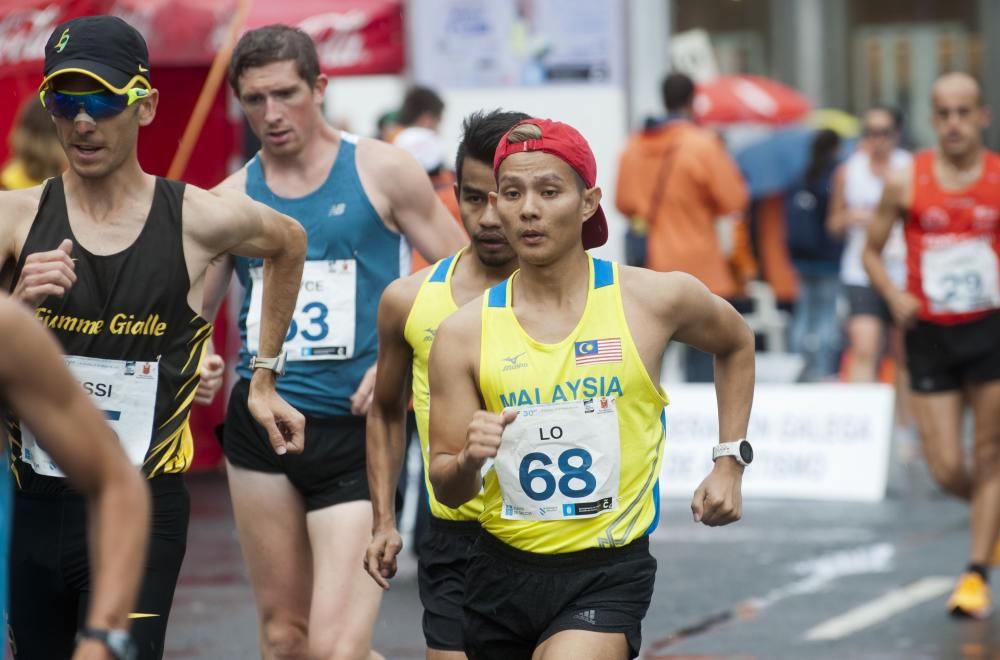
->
[39, 86, 149, 121]
[862, 126, 895, 139]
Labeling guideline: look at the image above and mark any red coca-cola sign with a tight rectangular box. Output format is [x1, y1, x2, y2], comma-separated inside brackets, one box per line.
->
[0, 0, 404, 75]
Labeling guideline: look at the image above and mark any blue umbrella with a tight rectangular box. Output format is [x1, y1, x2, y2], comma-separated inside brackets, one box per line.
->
[735, 128, 857, 199]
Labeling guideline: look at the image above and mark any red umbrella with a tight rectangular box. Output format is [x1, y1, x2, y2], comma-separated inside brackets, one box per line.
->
[694, 75, 811, 125]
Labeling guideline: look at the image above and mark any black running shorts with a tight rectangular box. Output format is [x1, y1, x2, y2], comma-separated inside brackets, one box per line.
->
[845, 284, 893, 323]
[222, 378, 370, 511]
[905, 311, 1000, 393]
[463, 532, 656, 660]
[8, 475, 189, 660]
[417, 518, 479, 651]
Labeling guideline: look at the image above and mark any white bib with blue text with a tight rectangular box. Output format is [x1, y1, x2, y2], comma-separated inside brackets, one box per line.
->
[247, 259, 357, 361]
[495, 398, 620, 521]
[921, 239, 1000, 314]
[21, 355, 158, 477]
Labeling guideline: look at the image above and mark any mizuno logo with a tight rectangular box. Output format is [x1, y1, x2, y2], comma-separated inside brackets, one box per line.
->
[501, 352, 528, 372]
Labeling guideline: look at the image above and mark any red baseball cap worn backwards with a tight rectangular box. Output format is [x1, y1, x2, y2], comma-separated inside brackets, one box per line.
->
[493, 118, 608, 250]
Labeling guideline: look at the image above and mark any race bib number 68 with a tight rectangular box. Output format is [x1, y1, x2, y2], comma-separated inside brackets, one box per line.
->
[495, 398, 621, 521]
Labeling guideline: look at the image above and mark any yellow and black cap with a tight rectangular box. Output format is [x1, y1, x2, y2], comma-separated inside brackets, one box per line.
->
[41, 15, 151, 94]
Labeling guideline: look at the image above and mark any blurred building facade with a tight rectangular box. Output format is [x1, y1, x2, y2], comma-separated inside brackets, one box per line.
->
[671, 0, 997, 148]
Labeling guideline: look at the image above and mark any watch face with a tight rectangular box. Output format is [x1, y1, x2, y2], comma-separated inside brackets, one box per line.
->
[739, 440, 754, 465]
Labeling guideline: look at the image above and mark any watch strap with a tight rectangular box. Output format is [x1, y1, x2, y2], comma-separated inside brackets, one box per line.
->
[712, 440, 749, 466]
[76, 627, 134, 660]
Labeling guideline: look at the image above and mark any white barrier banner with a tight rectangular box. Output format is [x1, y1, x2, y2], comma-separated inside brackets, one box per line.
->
[659, 384, 895, 502]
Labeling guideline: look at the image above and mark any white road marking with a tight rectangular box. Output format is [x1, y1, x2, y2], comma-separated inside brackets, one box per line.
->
[804, 576, 954, 641]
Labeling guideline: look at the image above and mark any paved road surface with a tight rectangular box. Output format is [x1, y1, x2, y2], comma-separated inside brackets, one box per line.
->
[165, 471, 998, 660]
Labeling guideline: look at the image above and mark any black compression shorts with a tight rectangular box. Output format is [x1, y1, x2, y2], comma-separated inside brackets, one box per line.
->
[221, 378, 370, 511]
[463, 532, 656, 660]
[905, 312, 1000, 393]
[417, 518, 479, 651]
[8, 474, 189, 660]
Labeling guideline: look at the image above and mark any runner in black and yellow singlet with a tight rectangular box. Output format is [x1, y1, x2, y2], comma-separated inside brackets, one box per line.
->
[0, 16, 306, 660]
[364, 110, 528, 658]
[0, 295, 149, 658]
[428, 119, 756, 660]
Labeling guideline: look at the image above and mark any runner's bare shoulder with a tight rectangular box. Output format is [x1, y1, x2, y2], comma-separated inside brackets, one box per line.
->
[180, 183, 260, 242]
[884, 161, 914, 211]
[380, 264, 435, 329]
[213, 166, 248, 192]
[354, 134, 432, 191]
[432, 294, 483, 366]
[0, 184, 46, 222]
[618, 264, 710, 325]
[0, 184, 47, 261]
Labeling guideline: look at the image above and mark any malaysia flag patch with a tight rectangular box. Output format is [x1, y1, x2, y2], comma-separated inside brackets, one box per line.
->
[574, 338, 623, 366]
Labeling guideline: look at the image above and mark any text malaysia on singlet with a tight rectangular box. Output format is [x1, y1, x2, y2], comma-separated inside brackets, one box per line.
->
[495, 397, 621, 521]
[247, 259, 356, 361]
[21, 356, 158, 477]
[921, 237, 1000, 314]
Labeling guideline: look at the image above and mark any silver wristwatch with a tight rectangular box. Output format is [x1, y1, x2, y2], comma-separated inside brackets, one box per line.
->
[249, 352, 287, 377]
[77, 627, 136, 660]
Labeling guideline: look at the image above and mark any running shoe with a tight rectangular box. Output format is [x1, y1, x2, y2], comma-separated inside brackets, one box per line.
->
[947, 572, 991, 619]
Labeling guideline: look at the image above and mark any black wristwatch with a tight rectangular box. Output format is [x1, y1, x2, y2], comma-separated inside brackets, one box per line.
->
[76, 626, 137, 660]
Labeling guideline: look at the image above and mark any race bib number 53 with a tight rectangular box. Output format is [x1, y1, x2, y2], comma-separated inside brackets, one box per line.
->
[495, 398, 620, 521]
[247, 259, 357, 361]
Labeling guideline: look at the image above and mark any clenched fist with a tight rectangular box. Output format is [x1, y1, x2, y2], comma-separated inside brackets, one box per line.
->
[14, 239, 76, 307]
[458, 408, 518, 474]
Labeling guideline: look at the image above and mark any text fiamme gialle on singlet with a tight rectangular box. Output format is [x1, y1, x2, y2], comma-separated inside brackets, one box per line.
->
[34, 308, 168, 337]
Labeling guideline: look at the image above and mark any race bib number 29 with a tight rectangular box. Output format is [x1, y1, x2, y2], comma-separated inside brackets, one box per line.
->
[921, 239, 1000, 314]
[495, 398, 620, 521]
[247, 259, 357, 361]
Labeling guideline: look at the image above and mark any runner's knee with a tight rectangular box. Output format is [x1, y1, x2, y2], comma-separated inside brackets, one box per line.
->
[309, 634, 372, 660]
[972, 430, 1000, 473]
[261, 619, 310, 659]
[924, 452, 970, 497]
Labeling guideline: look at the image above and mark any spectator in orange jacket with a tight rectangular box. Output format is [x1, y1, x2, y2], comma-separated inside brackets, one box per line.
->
[616, 72, 751, 381]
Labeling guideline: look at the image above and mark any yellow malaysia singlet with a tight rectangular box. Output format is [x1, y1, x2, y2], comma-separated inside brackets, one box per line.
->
[479, 256, 669, 553]
[404, 250, 484, 521]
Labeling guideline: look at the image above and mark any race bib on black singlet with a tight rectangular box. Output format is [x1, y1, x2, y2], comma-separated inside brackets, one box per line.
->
[247, 259, 357, 361]
[495, 398, 620, 521]
[21, 356, 158, 477]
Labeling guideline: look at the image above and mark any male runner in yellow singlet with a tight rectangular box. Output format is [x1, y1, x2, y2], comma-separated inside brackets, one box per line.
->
[364, 109, 529, 659]
[428, 118, 756, 660]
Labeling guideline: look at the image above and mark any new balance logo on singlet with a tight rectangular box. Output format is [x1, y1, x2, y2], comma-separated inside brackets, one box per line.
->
[328, 202, 347, 217]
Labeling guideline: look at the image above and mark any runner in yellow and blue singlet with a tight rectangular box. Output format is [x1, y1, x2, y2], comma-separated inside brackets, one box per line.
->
[364, 110, 529, 658]
[428, 118, 756, 660]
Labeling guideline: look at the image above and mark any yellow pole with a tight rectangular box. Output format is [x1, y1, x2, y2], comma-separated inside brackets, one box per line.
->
[166, 0, 253, 180]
